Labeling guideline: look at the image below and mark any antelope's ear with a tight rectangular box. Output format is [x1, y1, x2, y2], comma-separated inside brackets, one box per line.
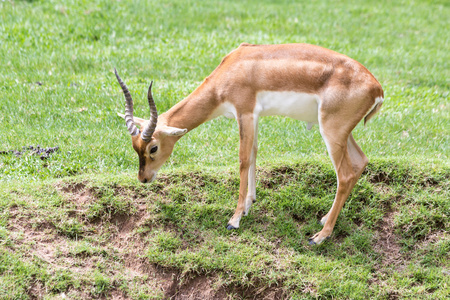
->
[117, 112, 147, 128]
[160, 126, 188, 136]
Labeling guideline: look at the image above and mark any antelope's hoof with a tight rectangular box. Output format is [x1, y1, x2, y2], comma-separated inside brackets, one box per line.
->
[226, 224, 237, 230]
[308, 233, 331, 245]
[312, 236, 331, 243]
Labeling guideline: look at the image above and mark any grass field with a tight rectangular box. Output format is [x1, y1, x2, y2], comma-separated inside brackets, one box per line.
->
[0, 0, 449, 299]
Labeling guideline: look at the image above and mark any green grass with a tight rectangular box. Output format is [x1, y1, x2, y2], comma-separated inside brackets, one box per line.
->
[0, 0, 448, 181]
[0, 0, 449, 298]
[0, 160, 448, 298]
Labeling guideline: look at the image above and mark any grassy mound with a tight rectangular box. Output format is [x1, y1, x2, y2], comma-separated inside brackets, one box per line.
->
[1, 159, 448, 299]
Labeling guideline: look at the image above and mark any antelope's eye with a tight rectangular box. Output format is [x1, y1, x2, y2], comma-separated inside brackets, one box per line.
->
[150, 146, 158, 154]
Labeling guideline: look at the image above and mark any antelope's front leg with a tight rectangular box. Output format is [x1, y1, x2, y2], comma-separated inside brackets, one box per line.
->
[244, 116, 258, 216]
[227, 113, 255, 230]
[243, 140, 257, 217]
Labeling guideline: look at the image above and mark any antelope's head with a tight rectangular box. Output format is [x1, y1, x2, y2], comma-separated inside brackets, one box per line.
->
[115, 69, 187, 183]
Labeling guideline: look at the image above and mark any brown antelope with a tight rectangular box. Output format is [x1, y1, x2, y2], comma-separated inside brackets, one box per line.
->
[115, 43, 383, 245]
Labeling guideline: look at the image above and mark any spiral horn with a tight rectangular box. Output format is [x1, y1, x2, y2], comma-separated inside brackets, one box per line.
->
[114, 68, 140, 136]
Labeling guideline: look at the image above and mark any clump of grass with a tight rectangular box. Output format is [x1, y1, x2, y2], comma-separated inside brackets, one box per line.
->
[93, 271, 112, 296]
[48, 269, 76, 293]
[85, 186, 136, 221]
[53, 218, 85, 239]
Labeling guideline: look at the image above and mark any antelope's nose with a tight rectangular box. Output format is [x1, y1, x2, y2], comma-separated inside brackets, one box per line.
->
[138, 174, 148, 183]
[138, 172, 157, 183]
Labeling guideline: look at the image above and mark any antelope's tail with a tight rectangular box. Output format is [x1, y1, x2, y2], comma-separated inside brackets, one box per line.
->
[364, 97, 384, 126]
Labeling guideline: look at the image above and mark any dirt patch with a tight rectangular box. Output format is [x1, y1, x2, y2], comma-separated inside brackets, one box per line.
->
[68, 184, 93, 208]
[173, 275, 225, 299]
[373, 210, 404, 270]
[28, 280, 46, 299]
[54, 181, 295, 298]
[373, 184, 394, 196]
[369, 210, 406, 297]
[7, 193, 290, 300]
[58, 182, 94, 211]
[414, 231, 447, 249]
[161, 272, 288, 300]
[107, 289, 128, 300]
[226, 282, 287, 300]
[365, 167, 448, 189]
[259, 166, 299, 190]
[60, 182, 87, 194]
[7, 207, 70, 277]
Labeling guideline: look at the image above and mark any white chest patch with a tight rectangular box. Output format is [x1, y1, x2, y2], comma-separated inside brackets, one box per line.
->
[208, 101, 237, 120]
[256, 91, 320, 123]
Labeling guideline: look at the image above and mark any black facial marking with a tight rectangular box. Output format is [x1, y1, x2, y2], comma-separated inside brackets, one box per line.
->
[139, 155, 146, 170]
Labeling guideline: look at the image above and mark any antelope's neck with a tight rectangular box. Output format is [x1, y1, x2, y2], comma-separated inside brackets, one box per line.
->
[161, 81, 219, 132]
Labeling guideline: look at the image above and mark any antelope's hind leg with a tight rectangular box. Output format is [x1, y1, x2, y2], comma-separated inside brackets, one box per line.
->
[309, 129, 368, 245]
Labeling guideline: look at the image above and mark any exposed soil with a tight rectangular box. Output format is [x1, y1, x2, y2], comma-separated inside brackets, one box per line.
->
[28, 281, 46, 300]
[366, 170, 394, 185]
[259, 166, 300, 190]
[369, 209, 407, 294]
[7, 175, 447, 299]
[365, 166, 447, 189]
[6, 182, 289, 299]
[373, 210, 403, 268]
[162, 272, 287, 300]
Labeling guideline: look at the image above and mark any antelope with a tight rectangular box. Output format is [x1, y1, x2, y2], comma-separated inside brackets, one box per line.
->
[115, 43, 383, 245]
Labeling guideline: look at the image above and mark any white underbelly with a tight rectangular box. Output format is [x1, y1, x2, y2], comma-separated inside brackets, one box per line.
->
[256, 91, 320, 123]
[209, 91, 320, 125]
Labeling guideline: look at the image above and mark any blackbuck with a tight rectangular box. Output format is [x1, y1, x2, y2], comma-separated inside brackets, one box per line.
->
[115, 43, 383, 245]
